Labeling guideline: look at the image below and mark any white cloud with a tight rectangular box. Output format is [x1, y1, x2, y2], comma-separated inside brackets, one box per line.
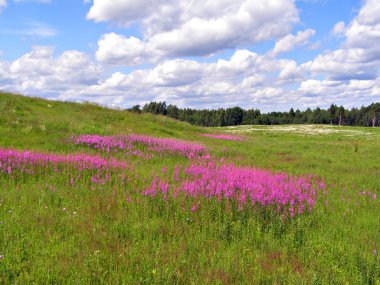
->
[215, 50, 267, 77]
[90, 0, 299, 65]
[56, 49, 307, 110]
[344, 0, 380, 56]
[95, 33, 159, 65]
[298, 78, 379, 107]
[278, 60, 304, 81]
[305, 48, 378, 80]
[145, 59, 203, 87]
[270, 29, 316, 56]
[303, 0, 380, 81]
[147, 1, 298, 57]
[293, 0, 380, 107]
[5, 46, 102, 95]
[86, 0, 159, 25]
[353, 0, 380, 25]
[0, 0, 6, 12]
[332, 21, 346, 36]
[2, 0, 380, 112]
[0, 61, 10, 82]
[2, 42, 379, 111]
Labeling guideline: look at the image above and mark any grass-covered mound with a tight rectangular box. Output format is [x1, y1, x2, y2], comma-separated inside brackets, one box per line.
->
[0, 92, 379, 284]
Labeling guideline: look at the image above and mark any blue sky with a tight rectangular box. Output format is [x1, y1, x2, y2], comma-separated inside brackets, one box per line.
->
[0, 0, 379, 112]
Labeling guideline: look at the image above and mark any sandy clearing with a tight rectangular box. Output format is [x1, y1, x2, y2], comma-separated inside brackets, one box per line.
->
[220, 124, 378, 137]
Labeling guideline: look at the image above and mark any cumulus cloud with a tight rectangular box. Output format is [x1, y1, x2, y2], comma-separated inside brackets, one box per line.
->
[303, 0, 380, 81]
[344, 0, 380, 55]
[2, 0, 380, 112]
[299, 1, 380, 106]
[2, 46, 102, 96]
[94, 49, 288, 103]
[278, 60, 305, 81]
[270, 29, 316, 56]
[290, 0, 380, 110]
[86, 0, 160, 25]
[56, 49, 309, 110]
[90, 0, 299, 65]
[298, 78, 379, 107]
[95, 33, 159, 66]
[304, 48, 378, 80]
[144, 59, 204, 87]
[147, 1, 298, 57]
[2, 43, 379, 111]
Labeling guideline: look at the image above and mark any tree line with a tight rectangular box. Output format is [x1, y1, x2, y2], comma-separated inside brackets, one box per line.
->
[128, 102, 380, 127]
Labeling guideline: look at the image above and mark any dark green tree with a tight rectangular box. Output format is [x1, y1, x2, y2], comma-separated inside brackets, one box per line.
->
[167, 104, 179, 119]
[338, 105, 345, 126]
[143, 101, 167, 115]
[224, 107, 244, 126]
[329, 104, 338, 124]
[130, 105, 141, 113]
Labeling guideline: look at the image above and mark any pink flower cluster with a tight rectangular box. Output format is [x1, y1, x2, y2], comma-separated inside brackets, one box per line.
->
[71, 135, 128, 152]
[144, 159, 324, 218]
[127, 134, 207, 158]
[71, 134, 145, 157]
[360, 190, 377, 200]
[0, 148, 126, 186]
[1, 143, 326, 219]
[201, 133, 245, 141]
[72, 134, 207, 158]
[0, 148, 126, 170]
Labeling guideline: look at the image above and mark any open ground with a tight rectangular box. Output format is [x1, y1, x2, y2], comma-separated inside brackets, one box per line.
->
[0, 93, 379, 284]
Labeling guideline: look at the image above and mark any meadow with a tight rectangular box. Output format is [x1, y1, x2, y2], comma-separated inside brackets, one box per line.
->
[0, 92, 379, 284]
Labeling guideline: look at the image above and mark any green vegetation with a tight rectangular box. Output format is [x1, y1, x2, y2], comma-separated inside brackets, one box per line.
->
[139, 101, 380, 127]
[0, 92, 379, 284]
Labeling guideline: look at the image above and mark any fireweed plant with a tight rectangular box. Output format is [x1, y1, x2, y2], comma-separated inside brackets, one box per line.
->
[1, 134, 324, 220]
[71, 134, 207, 159]
[0, 148, 132, 191]
[3, 132, 376, 225]
[142, 158, 324, 219]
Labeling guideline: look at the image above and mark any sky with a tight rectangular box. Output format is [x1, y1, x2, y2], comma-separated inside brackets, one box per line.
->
[0, 0, 379, 112]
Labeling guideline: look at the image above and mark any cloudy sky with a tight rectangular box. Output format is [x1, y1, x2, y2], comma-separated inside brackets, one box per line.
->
[0, 0, 379, 111]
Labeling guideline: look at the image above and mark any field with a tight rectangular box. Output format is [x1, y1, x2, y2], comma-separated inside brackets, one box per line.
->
[0, 93, 379, 284]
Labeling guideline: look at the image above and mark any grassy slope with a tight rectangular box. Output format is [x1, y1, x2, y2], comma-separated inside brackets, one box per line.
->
[0, 92, 379, 284]
[0, 92, 202, 150]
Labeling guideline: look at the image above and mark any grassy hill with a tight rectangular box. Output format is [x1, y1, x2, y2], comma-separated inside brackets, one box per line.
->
[0, 92, 203, 150]
[0, 92, 379, 284]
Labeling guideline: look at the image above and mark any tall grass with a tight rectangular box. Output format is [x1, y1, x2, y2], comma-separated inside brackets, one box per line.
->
[0, 92, 379, 284]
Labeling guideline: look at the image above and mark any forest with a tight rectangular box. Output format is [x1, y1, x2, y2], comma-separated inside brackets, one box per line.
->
[130, 102, 380, 127]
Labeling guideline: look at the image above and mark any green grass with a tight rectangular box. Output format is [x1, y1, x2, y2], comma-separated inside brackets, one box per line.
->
[0, 92, 379, 284]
